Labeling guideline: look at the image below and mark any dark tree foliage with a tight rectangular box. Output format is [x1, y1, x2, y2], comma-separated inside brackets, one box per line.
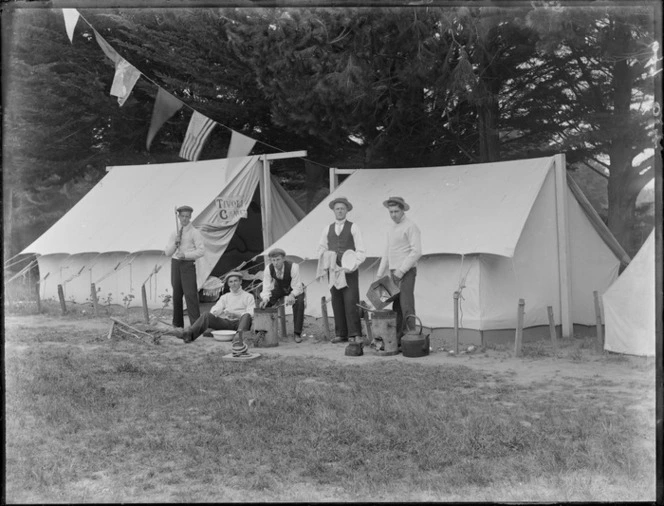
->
[3, 3, 659, 261]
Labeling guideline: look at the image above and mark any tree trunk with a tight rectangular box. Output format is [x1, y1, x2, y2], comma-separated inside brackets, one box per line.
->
[477, 96, 500, 162]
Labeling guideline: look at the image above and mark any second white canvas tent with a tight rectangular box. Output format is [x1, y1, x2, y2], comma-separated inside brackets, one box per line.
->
[602, 230, 656, 356]
[21, 155, 304, 308]
[265, 155, 629, 338]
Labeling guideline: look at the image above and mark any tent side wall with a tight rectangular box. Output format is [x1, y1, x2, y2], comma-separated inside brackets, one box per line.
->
[477, 166, 561, 329]
[38, 252, 173, 310]
[602, 231, 655, 356]
[567, 185, 620, 324]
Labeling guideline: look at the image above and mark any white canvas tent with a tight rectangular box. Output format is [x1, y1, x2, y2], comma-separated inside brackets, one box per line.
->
[602, 230, 656, 356]
[21, 155, 305, 308]
[265, 155, 630, 338]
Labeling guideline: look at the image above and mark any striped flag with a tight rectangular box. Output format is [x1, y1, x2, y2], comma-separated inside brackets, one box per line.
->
[179, 111, 216, 161]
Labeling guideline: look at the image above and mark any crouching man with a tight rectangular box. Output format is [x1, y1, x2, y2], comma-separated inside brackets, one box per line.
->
[172, 271, 254, 343]
[259, 248, 305, 343]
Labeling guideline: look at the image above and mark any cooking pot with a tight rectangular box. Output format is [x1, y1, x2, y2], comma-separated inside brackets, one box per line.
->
[401, 315, 430, 358]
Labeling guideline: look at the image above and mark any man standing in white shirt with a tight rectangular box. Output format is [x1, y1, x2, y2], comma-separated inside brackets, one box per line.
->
[259, 248, 305, 343]
[377, 196, 422, 347]
[172, 271, 254, 343]
[317, 197, 366, 343]
[164, 205, 205, 328]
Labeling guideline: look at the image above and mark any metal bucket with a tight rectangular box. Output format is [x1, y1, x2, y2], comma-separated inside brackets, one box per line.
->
[253, 307, 279, 347]
[371, 310, 399, 356]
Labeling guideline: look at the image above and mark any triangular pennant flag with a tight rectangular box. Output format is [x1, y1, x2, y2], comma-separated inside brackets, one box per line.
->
[94, 30, 120, 65]
[62, 9, 80, 43]
[179, 111, 216, 161]
[146, 88, 184, 151]
[227, 130, 257, 160]
[110, 59, 141, 106]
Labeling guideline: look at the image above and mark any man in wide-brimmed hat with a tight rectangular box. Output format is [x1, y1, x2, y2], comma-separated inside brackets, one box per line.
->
[316, 196, 366, 343]
[171, 271, 254, 344]
[377, 196, 422, 348]
[259, 248, 306, 343]
[165, 205, 205, 329]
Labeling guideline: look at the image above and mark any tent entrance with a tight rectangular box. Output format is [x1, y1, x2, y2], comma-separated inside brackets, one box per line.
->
[208, 186, 264, 279]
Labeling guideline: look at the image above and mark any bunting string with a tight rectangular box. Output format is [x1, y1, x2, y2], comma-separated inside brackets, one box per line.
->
[63, 9, 333, 169]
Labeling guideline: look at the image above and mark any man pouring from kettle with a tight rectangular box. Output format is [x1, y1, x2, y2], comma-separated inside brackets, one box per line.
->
[376, 196, 422, 349]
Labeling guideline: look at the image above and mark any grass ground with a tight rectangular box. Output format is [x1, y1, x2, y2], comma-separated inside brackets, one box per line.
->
[3, 306, 658, 503]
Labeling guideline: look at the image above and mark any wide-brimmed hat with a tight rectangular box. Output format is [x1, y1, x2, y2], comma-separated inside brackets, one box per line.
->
[268, 248, 286, 258]
[225, 271, 243, 282]
[382, 196, 410, 211]
[177, 205, 194, 214]
[329, 197, 353, 211]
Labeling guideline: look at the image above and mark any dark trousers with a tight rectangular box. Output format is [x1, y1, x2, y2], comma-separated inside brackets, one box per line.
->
[330, 269, 362, 338]
[186, 312, 252, 342]
[266, 288, 305, 335]
[392, 267, 417, 342]
[171, 259, 200, 328]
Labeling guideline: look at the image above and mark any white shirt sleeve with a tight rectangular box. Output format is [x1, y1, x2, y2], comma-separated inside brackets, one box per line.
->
[290, 263, 304, 297]
[187, 228, 206, 260]
[397, 222, 422, 274]
[210, 294, 227, 317]
[260, 265, 273, 302]
[376, 232, 389, 278]
[351, 223, 366, 265]
[316, 224, 329, 256]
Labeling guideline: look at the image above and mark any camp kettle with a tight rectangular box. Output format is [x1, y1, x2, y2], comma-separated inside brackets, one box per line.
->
[401, 315, 430, 358]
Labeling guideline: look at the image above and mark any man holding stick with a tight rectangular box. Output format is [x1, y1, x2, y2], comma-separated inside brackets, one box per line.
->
[165, 205, 205, 329]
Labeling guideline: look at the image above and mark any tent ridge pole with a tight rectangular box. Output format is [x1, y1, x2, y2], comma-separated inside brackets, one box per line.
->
[553, 154, 573, 338]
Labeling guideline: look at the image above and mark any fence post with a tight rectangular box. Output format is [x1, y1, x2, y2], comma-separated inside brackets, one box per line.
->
[453, 291, 460, 354]
[320, 296, 331, 341]
[514, 298, 525, 357]
[278, 303, 287, 339]
[57, 284, 67, 315]
[35, 281, 42, 314]
[593, 290, 604, 353]
[141, 284, 150, 324]
[547, 306, 558, 352]
[90, 283, 99, 317]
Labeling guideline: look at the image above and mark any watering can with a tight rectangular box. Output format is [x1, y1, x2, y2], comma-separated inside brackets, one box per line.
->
[401, 315, 430, 358]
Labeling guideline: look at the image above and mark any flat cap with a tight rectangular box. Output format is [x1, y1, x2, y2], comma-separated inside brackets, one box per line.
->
[268, 248, 286, 258]
[225, 271, 243, 281]
[382, 196, 410, 211]
[177, 205, 194, 214]
[328, 197, 353, 211]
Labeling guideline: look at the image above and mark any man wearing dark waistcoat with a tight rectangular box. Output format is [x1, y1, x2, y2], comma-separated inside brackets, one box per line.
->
[164, 205, 205, 329]
[259, 248, 306, 343]
[317, 197, 366, 343]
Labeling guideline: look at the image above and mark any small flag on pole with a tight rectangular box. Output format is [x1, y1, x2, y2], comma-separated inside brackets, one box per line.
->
[110, 59, 141, 106]
[62, 9, 80, 43]
[179, 111, 216, 161]
[146, 88, 184, 151]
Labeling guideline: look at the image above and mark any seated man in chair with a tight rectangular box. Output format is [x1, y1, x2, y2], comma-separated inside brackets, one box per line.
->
[259, 248, 306, 343]
[172, 271, 254, 344]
